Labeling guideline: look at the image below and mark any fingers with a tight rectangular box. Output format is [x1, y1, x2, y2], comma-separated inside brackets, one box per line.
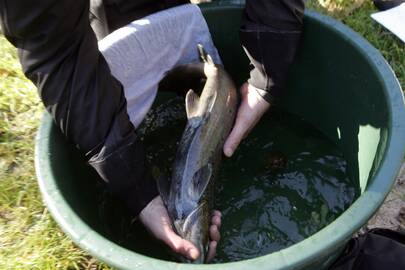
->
[206, 241, 217, 262]
[140, 197, 222, 262]
[210, 224, 220, 243]
[139, 196, 200, 260]
[211, 215, 221, 228]
[207, 209, 221, 262]
[223, 110, 249, 157]
[223, 83, 270, 157]
[224, 84, 248, 157]
[166, 209, 221, 262]
[164, 229, 200, 260]
[223, 103, 249, 156]
[212, 210, 222, 217]
[211, 210, 222, 228]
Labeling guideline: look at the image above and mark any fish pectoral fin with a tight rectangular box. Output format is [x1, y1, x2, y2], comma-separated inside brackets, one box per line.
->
[190, 163, 213, 202]
[185, 89, 200, 119]
[182, 202, 207, 235]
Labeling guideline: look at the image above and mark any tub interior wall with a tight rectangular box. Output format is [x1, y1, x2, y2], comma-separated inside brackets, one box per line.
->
[282, 13, 390, 193]
[203, 6, 390, 194]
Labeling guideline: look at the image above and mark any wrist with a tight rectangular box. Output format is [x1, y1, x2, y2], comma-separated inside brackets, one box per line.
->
[247, 83, 274, 105]
[245, 83, 272, 110]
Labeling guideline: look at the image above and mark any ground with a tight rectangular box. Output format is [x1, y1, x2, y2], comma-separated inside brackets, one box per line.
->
[0, 1, 404, 269]
[366, 163, 405, 232]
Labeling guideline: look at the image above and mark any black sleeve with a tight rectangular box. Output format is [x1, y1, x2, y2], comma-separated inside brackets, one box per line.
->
[240, 0, 305, 103]
[0, 0, 158, 216]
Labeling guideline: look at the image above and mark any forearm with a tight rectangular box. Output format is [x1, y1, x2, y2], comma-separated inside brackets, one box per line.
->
[0, 0, 157, 215]
[240, 0, 305, 103]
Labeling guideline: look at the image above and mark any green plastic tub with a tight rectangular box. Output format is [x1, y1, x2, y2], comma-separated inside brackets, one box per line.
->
[35, 2, 405, 270]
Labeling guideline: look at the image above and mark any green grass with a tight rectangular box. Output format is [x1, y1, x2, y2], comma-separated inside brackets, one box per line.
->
[0, 1, 404, 269]
[307, 0, 405, 88]
[0, 36, 109, 269]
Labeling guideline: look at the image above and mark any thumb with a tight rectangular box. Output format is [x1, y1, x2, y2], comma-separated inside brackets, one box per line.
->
[223, 84, 251, 157]
[223, 112, 249, 157]
[163, 230, 200, 260]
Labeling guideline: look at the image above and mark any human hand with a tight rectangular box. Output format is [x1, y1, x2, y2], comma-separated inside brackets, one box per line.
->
[139, 196, 222, 262]
[223, 83, 271, 157]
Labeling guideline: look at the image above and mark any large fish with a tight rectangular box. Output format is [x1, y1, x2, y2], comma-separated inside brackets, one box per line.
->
[157, 45, 237, 263]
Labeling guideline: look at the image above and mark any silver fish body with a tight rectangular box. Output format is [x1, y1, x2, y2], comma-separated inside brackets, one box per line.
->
[158, 47, 237, 263]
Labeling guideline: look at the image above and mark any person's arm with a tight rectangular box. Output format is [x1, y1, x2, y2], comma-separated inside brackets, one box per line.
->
[224, 0, 305, 157]
[240, 0, 305, 103]
[0, 0, 157, 216]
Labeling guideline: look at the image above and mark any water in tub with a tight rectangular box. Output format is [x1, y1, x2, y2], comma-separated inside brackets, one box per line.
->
[96, 96, 359, 263]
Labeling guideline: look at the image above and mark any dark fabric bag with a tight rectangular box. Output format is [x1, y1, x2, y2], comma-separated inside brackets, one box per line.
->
[373, 0, 405, 11]
[330, 228, 405, 270]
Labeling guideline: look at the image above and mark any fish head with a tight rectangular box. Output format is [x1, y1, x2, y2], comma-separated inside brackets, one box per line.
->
[171, 162, 212, 261]
[173, 202, 210, 263]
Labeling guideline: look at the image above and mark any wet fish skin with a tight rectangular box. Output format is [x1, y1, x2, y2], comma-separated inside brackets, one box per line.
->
[158, 46, 237, 263]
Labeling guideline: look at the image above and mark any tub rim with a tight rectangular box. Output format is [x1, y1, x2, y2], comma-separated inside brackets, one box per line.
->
[35, 6, 405, 270]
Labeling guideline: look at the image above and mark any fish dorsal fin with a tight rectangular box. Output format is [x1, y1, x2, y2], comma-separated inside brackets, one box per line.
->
[188, 163, 212, 202]
[185, 89, 200, 119]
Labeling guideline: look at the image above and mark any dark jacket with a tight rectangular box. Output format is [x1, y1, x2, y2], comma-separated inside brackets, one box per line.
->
[0, 0, 304, 216]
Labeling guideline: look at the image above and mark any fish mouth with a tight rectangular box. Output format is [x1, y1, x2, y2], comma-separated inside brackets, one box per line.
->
[176, 239, 207, 264]
[176, 242, 206, 264]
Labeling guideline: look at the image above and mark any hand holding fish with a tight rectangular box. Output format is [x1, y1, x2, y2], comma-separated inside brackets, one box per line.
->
[223, 83, 271, 157]
[139, 196, 222, 262]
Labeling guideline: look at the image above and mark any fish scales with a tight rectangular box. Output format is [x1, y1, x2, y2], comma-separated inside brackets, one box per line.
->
[157, 45, 237, 263]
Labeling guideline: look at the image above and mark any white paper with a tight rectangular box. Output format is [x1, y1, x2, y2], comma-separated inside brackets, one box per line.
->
[371, 3, 405, 43]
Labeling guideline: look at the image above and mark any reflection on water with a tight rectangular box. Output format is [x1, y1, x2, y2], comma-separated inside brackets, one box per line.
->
[98, 96, 359, 263]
